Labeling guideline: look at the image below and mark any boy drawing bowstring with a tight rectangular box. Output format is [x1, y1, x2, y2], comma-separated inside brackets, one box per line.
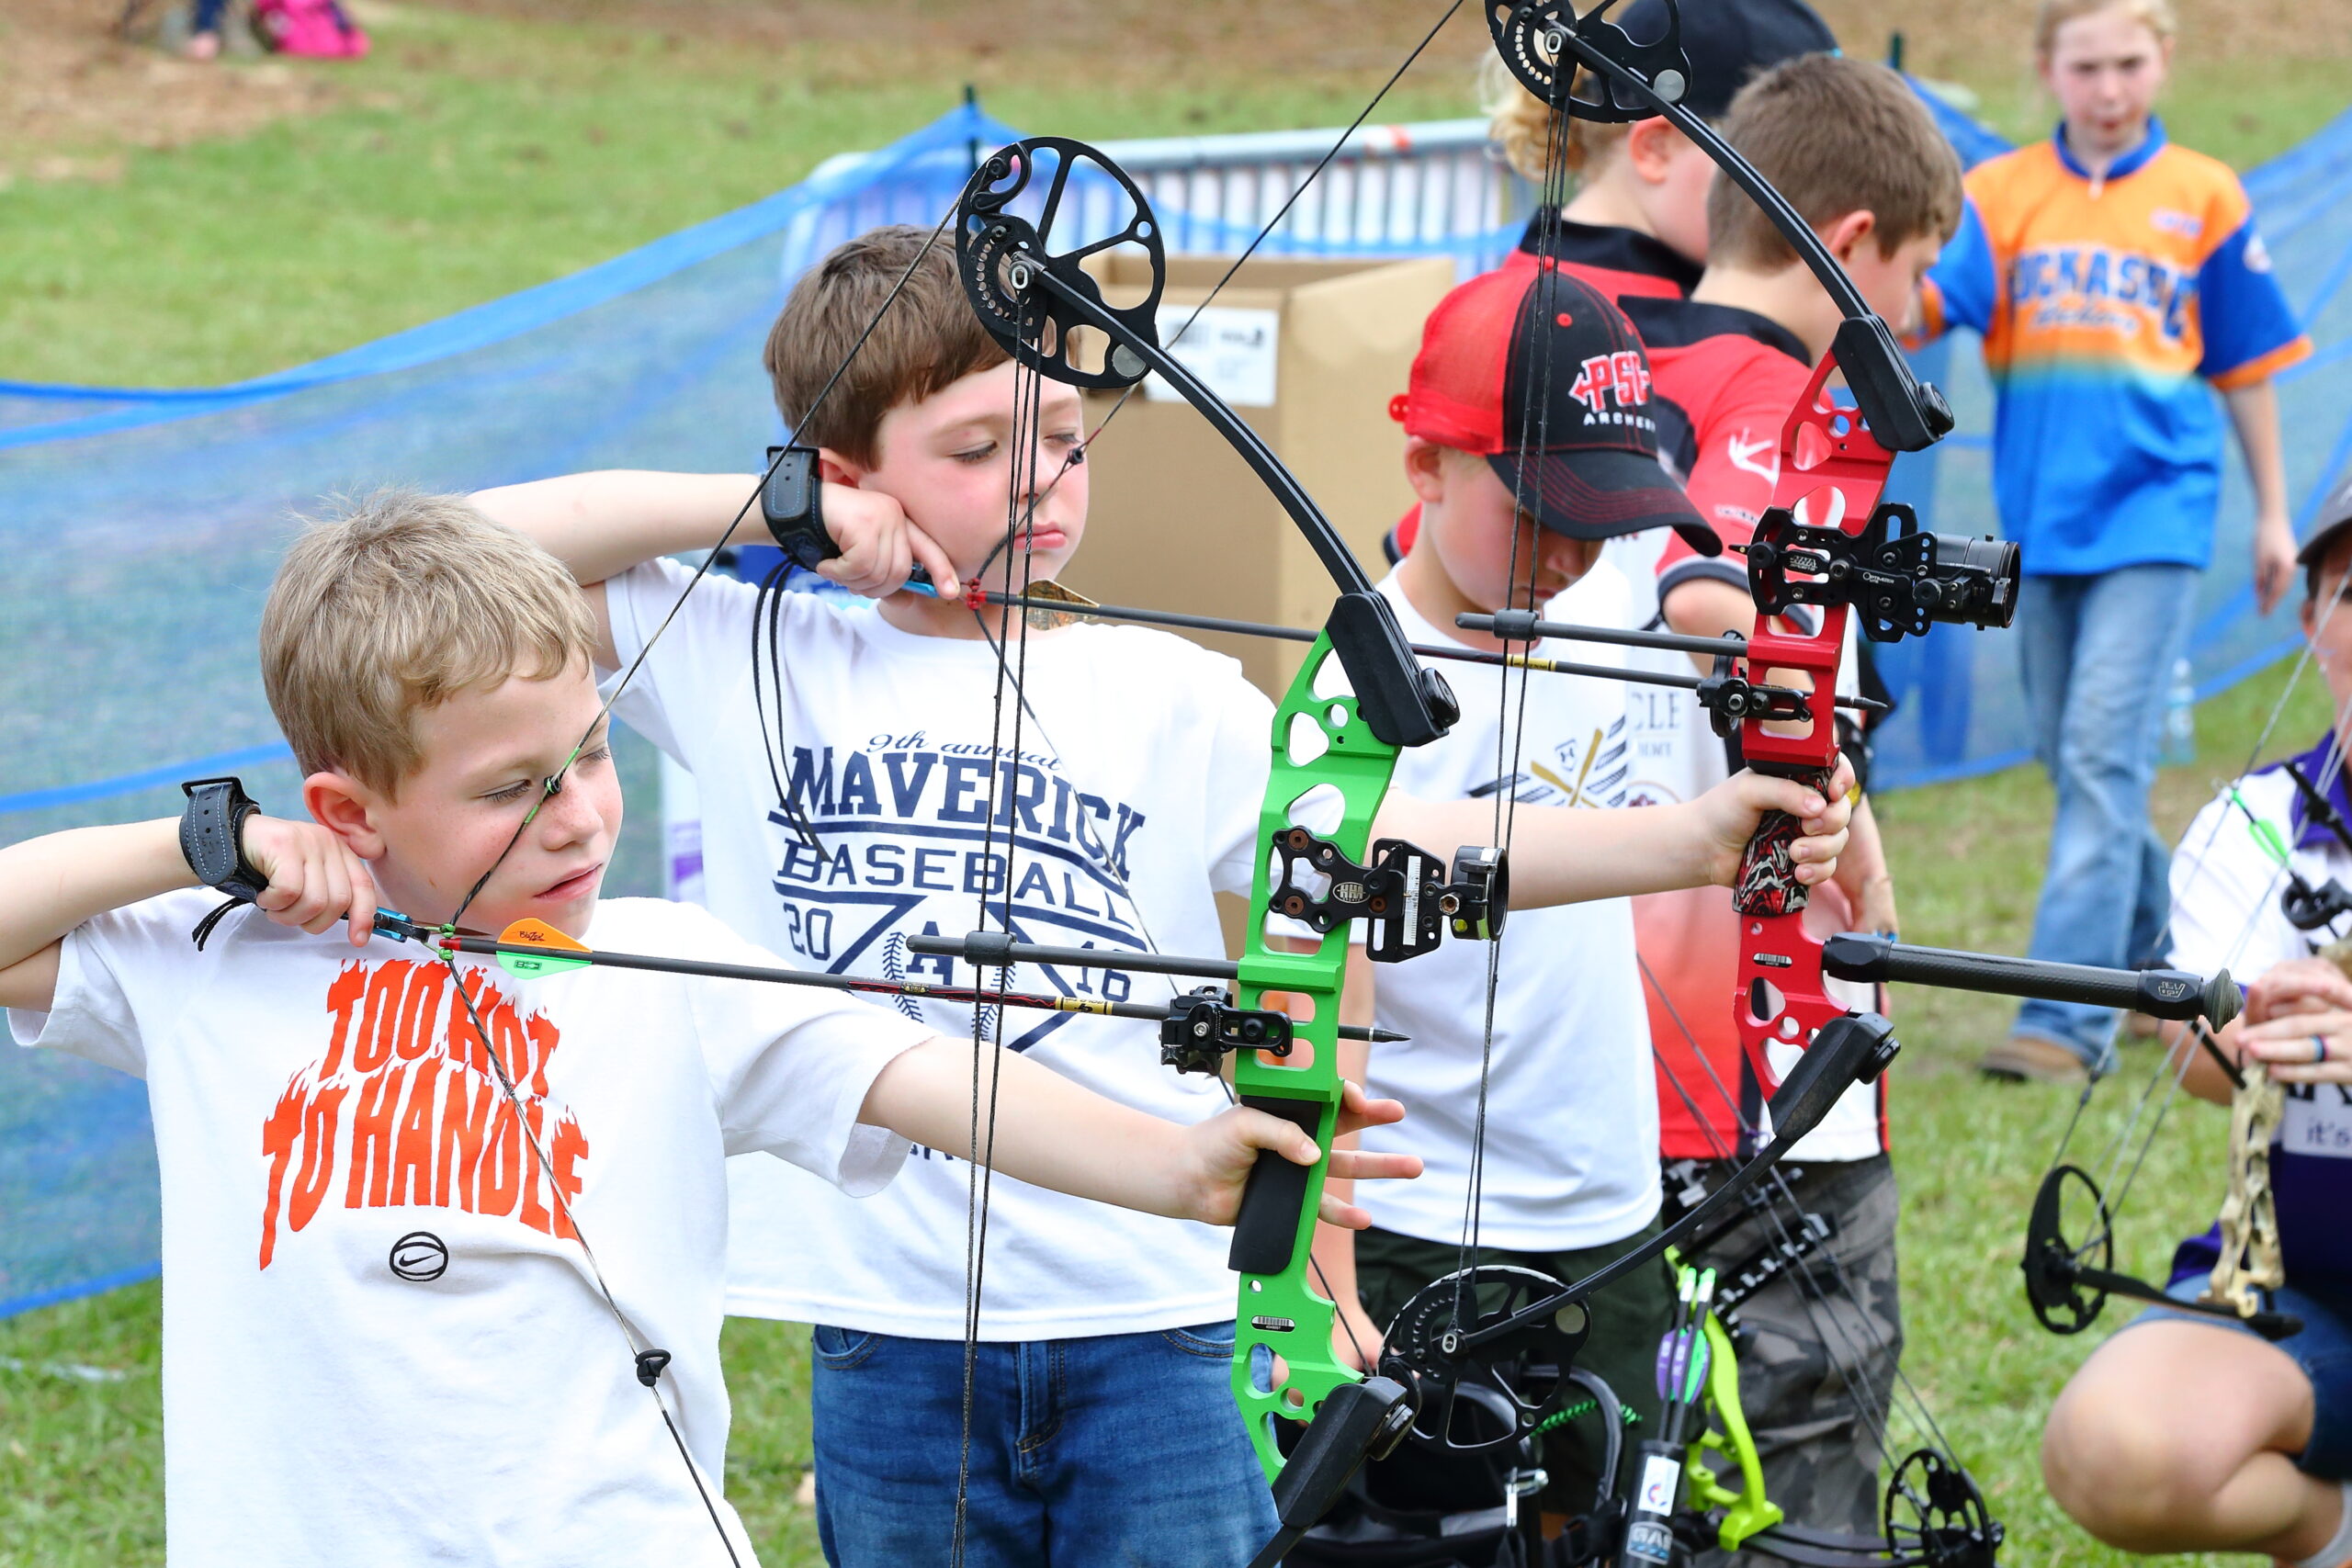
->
[3, 492, 1430, 1568]
[478, 199, 1866, 1563]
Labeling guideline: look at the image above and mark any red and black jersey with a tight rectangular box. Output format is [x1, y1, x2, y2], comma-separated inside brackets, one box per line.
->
[1620, 296, 1811, 610]
[1615, 296, 1889, 1162]
[1507, 209, 1703, 305]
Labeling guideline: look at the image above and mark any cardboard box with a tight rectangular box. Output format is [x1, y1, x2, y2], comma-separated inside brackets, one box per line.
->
[1069, 253, 1456, 697]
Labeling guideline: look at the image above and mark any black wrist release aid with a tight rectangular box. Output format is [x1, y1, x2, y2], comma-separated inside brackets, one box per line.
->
[180, 777, 268, 948]
[761, 446, 836, 571]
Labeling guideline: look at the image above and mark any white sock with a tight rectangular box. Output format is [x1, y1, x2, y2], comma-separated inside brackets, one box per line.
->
[2291, 1482, 2352, 1568]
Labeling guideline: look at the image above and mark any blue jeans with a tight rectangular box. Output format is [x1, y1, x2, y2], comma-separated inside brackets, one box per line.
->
[808, 1321, 1278, 1566]
[2015, 566, 2199, 1071]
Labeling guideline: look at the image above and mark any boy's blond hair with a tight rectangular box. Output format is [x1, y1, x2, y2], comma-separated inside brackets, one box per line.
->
[763, 224, 1011, 469]
[2035, 0, 2177, 55]
[260, 490, 597, 794]
[1704, 56, 1963, 272]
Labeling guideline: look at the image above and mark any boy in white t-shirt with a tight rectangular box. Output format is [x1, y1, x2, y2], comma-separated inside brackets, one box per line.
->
[1335, 260, 1759, 1528]
[0, 491, 1419, 1568]
[475, 224, 1856, 1564]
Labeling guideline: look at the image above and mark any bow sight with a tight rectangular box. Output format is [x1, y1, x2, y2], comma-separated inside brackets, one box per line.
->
[1745, 503, 2020, 644]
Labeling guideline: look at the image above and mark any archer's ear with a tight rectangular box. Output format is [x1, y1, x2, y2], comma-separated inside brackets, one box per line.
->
[1823, 209, 1880, 265]
[1623, 115, 1689, 182]
[815, 448, 867, 488]
[303, 772, 388, 863]
[1402, 437, 1449, 505]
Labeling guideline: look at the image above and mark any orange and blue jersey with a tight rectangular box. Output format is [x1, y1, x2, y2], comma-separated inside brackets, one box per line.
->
[1919, 119, 2311, 575]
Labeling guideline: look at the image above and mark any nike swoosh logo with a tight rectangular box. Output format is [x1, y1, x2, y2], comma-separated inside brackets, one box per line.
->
[1727, 433, 1780, 485]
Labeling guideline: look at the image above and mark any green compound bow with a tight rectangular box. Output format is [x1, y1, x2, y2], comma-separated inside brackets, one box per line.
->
[941, 131, 1466, 1500]
[1611, 1256, 1998, 1568]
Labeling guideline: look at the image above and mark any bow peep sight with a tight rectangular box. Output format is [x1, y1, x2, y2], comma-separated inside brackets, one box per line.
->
[1744, 502, 2020, 644]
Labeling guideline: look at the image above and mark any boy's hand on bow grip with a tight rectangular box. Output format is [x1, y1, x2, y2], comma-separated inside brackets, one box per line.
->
[1182, 1080, 1419, 1230]
[1699, 756, 1857, 889]
[815, 481, 961, 601]
[239, 816, 379, 945]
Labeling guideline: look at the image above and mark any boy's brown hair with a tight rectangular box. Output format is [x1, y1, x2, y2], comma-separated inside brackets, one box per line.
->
[763, 224, 1011, 468]
[1705, 56, 1963, 271]
[260, 489, 597, 794]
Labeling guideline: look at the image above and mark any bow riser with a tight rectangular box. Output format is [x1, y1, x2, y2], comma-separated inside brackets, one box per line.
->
[1732, 349, 1894, 1092]
[1230, 633, 1401, 1476]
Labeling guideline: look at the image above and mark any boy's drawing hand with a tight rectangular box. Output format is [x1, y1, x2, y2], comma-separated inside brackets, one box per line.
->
[240, 816, 378, 945]
[817, 481, 961, 601]
[1695, 757, 1857, 890]
[1182, 1080, 1420, 1230]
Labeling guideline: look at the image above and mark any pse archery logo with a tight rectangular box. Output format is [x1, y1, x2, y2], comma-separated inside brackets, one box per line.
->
[256, 959, 590, 1271]
[1568, 350, 1653, 421]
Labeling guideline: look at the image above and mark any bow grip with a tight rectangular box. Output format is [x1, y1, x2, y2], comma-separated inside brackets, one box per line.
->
[1230, 1096, 1323, 1275]
[1732, 763, 1841, 919]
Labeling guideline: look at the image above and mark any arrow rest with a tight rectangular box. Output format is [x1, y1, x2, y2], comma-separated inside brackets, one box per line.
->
[954, 136, 1164, 390]
[1157, 987, 1295, 1077]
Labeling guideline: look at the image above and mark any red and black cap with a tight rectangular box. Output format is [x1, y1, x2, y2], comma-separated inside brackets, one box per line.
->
[1392, 265, 1719, 557]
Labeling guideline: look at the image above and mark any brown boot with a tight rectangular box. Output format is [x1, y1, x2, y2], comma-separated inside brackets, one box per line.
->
[1979, 1034, 2091, 1085]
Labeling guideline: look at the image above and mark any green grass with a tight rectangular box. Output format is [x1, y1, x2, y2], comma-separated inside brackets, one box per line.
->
[1947, 52, 2351, 171]
[0, 3, 1483, 389]
[4, 3, 2347, 1563]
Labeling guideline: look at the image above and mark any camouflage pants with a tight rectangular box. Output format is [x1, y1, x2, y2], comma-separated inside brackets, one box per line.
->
[1674, 1154, 1903, 1566]
[1352, 1220, 1676, 1518]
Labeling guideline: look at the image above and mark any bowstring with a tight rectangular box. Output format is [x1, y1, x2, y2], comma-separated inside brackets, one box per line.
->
[949, 281, 1051, 1567]
[1449, 80, 1576, 1330]
[410, 860, 747, 1563]
[978, 0, 1470, 536]
[447, 206, 964, 941]
[388, 205, 966, 1562]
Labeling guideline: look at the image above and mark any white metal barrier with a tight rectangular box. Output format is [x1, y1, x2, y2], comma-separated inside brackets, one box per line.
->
[787, 118, 1532, 276]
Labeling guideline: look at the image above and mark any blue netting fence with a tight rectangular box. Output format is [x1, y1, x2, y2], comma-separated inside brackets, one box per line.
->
[4, 95, 2348, 1315]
